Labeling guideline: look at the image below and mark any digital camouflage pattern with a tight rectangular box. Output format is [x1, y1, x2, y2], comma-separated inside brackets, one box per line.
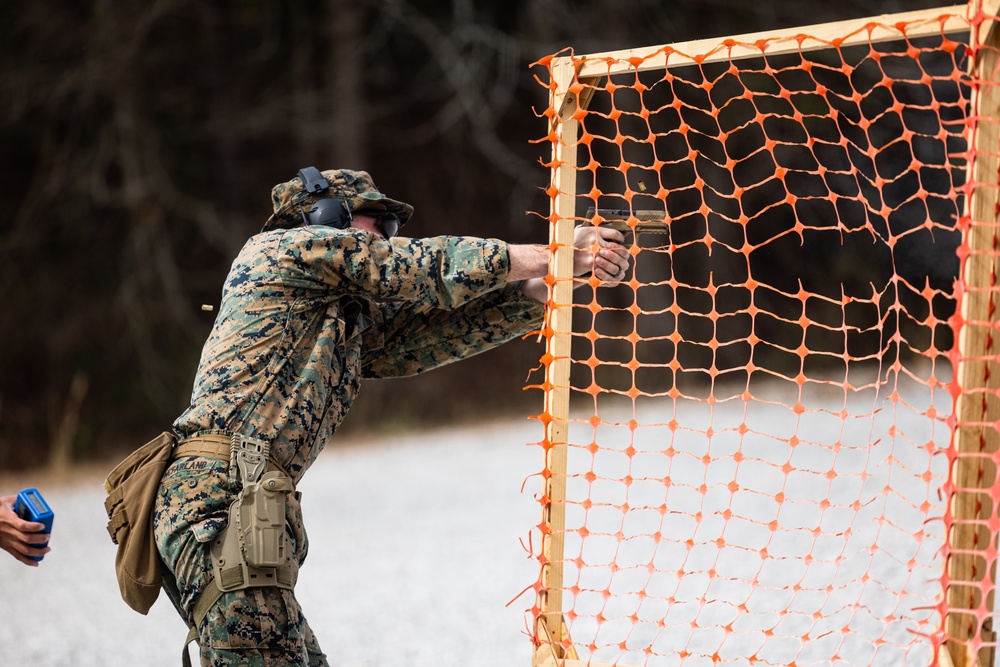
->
[155, 456, 325, 665]
[154, 222, 544, 665]
[263, 168, 415, 232]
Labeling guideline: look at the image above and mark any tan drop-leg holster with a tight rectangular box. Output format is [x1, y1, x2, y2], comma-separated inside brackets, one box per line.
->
[171, 433, 297, 667]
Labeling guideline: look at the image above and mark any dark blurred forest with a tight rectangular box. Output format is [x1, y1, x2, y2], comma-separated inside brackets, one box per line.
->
[0, 0, 960, 469]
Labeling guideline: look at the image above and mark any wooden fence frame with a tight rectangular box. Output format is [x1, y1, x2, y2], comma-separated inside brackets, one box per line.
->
[534, 3, 1000, 666]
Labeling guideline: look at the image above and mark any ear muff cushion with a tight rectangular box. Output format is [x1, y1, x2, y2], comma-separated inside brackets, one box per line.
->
[306, 198, 350, 228]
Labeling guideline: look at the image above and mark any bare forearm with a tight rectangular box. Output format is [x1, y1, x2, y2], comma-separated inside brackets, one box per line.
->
[519, 277, 549, 303]
[506, 244, 549, 282]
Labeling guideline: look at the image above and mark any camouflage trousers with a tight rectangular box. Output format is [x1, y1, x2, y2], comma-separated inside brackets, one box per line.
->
[154, 456, 328, 667]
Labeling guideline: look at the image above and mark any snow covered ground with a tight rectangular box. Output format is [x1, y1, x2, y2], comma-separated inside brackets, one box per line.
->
[0, 419, 544, 667]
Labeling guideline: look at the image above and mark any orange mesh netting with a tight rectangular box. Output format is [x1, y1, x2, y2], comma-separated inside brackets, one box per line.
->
[528, 3, 1000, 666]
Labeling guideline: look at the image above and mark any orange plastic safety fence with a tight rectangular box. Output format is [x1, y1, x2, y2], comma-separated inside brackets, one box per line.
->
[528, 4, 1000, 667]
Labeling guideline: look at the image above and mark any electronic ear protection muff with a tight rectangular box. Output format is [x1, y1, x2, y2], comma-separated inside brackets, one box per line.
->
[297, 166, 352, 229]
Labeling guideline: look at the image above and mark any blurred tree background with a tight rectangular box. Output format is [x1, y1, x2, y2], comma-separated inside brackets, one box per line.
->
[0, 0, 955, 468]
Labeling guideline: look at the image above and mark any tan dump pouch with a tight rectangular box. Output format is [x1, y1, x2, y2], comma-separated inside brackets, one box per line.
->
[103, 431, 176, 614]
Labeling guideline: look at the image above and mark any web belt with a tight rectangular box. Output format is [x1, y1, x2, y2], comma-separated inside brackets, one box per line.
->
[171, 433, 293, 482]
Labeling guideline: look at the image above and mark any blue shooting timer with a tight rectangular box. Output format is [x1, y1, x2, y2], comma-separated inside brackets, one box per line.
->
[14, 487, 53, 562]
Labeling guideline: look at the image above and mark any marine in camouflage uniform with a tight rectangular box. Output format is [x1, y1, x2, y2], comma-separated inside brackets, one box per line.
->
[153, 168, 555, 666]
[153, 167, 629, 666]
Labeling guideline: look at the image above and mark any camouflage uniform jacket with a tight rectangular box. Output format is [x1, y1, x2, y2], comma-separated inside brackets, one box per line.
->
[167, 226, 544, 564]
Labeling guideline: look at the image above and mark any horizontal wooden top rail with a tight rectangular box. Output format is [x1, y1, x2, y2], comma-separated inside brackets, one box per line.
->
[556, 4, 969, 78]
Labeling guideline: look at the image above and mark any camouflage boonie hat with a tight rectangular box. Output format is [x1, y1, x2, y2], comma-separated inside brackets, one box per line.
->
[262, 168, 415, 232]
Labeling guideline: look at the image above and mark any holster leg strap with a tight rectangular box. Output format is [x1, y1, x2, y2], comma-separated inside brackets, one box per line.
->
[182, 581, 224, 667]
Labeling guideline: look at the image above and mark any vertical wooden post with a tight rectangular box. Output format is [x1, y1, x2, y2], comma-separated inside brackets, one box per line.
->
[947, 3, 1000, 666]
[534, 55, 583, 667]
